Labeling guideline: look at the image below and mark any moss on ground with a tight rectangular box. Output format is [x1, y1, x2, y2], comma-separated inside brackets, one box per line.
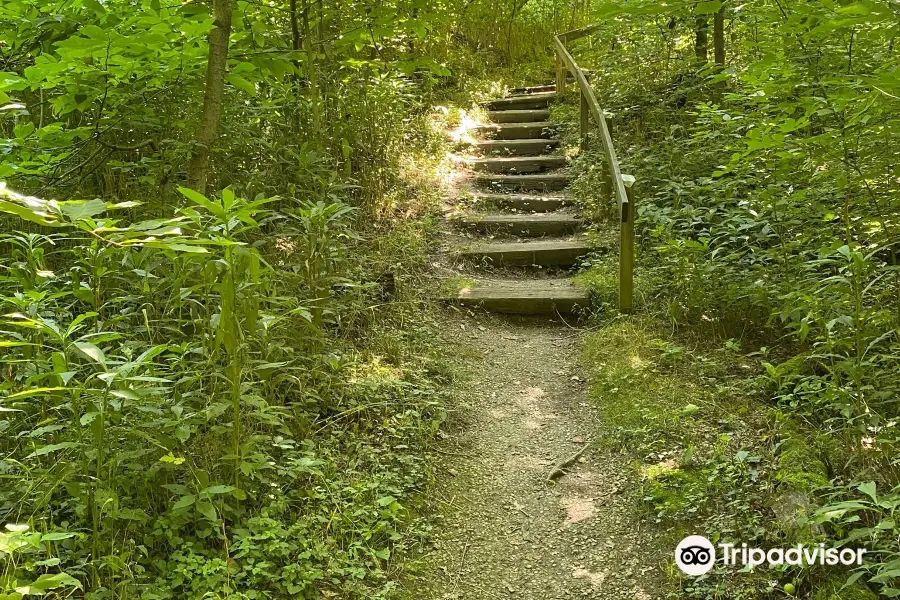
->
[438, 276, 476, 297]
[582, 317, 720, 453]
[776, 434, 831, 492]
[812, 575, 878, 600]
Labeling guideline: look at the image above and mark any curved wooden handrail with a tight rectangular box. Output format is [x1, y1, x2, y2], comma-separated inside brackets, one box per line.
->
[553, 24, 635, 311]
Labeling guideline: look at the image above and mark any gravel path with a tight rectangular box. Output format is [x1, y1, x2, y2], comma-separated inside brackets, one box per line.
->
[414, 310, 664, 600]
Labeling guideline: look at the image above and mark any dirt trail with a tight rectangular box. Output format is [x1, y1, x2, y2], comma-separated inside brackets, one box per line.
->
[415, 310, 663, 600]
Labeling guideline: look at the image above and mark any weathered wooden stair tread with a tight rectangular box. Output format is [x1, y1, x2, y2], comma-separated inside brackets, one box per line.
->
[476, 172, 569, 191]
[481, 92, 556, 111]
[460, 239, 590, 266]
[453, 279, 589, 315]
[470, 155, 566, 173]
[487, 109, 551, 123]
[472, 193, 569, 212]
[473, 139, 560, 155]
[473, 121, 558, 140]
[445, 81, 587, 313]
[507, 84, 556, 95]
[458, 212, 580, 236]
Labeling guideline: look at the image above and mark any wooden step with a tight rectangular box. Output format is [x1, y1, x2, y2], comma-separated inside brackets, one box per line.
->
[473, 121, 558, 140]
[474, 139, 560, 155]
[470, 155, 566, 174]
[472, 193, 570, 212]
[481, 92, 556, 111]
[452, 279, 589, 315]
[508, 84, 556, 95]
[475, 172, 569, 192]
[458, 213, 581, 236]
[459, 239, 590, 267]
[487, 109, 551, 123]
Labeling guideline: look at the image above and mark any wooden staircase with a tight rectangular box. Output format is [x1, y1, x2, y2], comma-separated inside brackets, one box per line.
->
[446, 84, 592, 316]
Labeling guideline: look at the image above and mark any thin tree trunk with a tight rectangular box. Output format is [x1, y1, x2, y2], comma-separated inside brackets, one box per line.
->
[186, 0, 233, 194]
[304, 0, 321, 131]
[713, 4, 726, 67]
[290, 0, 301, 54]
[288, 0, 302, 133]
[694, 15, 708, 65]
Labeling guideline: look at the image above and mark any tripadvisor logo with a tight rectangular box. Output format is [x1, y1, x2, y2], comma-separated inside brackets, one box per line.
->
[675, 536, 867, 576]
[675, 535, 716, 576]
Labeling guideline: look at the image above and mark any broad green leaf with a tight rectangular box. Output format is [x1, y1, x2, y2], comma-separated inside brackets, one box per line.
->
[73, 342, 106, 368]
[26, 441, 81, 458]
[172, 494, 196, 511]
[0, 200, 61, 227]
[15, 572, 82, 594]
[858, 481, 877, 503]
[202, 485, 236, 495]
[58, 199, 106, 221]
[13, 122, 35, 139]
[177, 187, 226, 220]
[695, 1, 723, 14]
[197, 500, 217, 522]
[226, 73, 256, 96]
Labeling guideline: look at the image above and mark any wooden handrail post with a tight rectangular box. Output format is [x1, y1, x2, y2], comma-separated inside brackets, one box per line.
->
[619, 176, 636, 313]
[601, 112, 613, 215]
[601, 164, 612, 217]
[579, 91, 589, 150]
[556, 26, 636, 313]
[556, 54, 566, 96]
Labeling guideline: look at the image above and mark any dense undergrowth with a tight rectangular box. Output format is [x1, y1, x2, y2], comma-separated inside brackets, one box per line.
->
[556, 1, 900, 598]
[0, 0, 485, 597]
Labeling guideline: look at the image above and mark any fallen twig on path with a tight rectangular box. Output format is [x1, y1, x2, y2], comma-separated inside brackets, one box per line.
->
[545, 441, 591, 483]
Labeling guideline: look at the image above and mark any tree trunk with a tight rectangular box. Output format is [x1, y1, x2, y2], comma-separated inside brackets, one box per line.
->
[186, 0, 233, 194]
[694, 15, 708, 65]
[289, 0, 300, 55]
[713, 4, 726, 67]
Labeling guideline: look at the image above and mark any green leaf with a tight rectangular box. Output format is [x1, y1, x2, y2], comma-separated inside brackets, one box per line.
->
[172, 494, 195, 511]
[41, 532, 75, 542]
[858, 481, 877, 503]
[73, 342, 106, 368]
[26, 441, 81, 458]
[0, 200, 61, 227]
[14, 572, 82, 594]
[110, 388, 140, 400]
[226, 74, 256, 96]
[177, 187, 226, 220]
[695, 1, 723, 14]
[141, 241, 210, 253]
[197, 500, 218, 522]
[374, 548, 390, 560]
[870, 570, 900, 584]
[13, 122, 35, 139]
[7, 387, 67, 399]
[202, 485, 236, 495]
[58, 199, 106, 221]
